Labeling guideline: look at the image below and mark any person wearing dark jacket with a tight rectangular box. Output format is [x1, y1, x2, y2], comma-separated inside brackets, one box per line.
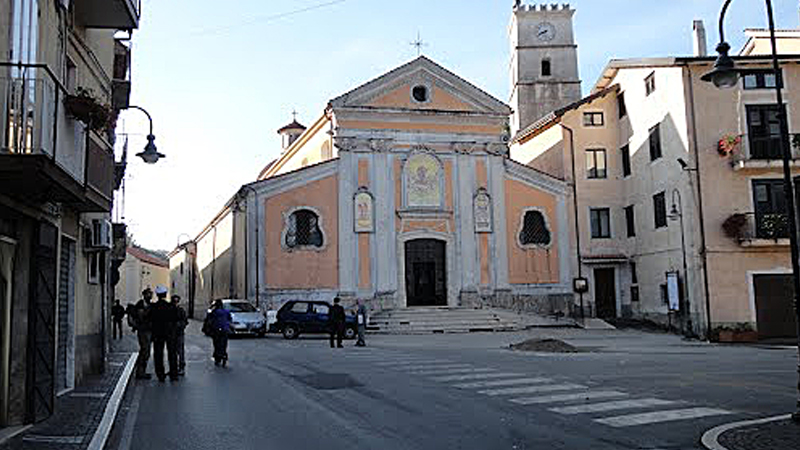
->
[329, 297, 346, 348]
[133, 289, 153, 379]
[172, 295, 188, 376]
[150, 286, 179, 381]
[111, 300, 126, 339]
[207, 299, 232, 366]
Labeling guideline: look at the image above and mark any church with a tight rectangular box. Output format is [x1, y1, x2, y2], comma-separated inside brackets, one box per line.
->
[169, 4, 580, 317]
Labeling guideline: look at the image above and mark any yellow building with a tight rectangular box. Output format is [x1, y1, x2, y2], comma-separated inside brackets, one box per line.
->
[115, 247, 170, 306]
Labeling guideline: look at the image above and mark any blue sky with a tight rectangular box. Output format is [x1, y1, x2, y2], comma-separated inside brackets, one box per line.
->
[118, 0, 800, 251]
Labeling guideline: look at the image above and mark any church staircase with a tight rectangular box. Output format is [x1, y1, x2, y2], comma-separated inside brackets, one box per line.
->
[367, 307, 575, 334]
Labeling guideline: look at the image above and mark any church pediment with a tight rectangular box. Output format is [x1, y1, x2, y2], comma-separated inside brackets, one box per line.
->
[329, 56, 511, 116]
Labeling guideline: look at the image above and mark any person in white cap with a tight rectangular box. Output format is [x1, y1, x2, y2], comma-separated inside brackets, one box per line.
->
[132, 288, 153, 380]
[150, 285, 179, 382]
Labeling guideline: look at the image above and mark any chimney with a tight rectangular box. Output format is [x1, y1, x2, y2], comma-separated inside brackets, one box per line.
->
[693, 20, 708, 57]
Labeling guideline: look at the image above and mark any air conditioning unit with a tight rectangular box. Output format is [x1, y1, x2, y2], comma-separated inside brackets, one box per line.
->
[87, 219, 112, 250]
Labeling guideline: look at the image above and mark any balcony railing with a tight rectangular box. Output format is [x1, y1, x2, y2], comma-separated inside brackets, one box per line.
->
[722, 212, 789, 246]
[1, 67, 57, 157]
[729, 133, 800, 171]
[74, 0, 141, 30]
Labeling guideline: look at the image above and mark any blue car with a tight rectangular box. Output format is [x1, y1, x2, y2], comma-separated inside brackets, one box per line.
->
[273, 300, 357, 340]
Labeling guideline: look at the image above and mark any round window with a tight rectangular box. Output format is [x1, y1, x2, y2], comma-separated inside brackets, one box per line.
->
[412, 85, 429, 102]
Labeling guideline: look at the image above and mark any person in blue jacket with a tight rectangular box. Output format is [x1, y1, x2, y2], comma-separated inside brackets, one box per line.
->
[206, 300, 232, 366]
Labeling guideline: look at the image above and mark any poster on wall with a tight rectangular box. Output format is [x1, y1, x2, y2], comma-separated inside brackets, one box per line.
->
[354, 190, 374, 233]
[666, 271, 680, 312]
[473, 189, 492, 233]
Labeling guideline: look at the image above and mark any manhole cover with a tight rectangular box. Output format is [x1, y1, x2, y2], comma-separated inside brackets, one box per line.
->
[295, 373, 362, 390]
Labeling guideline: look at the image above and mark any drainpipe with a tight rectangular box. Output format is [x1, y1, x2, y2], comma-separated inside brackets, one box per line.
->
[685, 66, 713, 338]
[560, 123, 585, 322]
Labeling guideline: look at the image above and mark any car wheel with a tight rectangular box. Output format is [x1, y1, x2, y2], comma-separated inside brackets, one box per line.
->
[282, 324, 299, 340]
[344, 326, 356, 340]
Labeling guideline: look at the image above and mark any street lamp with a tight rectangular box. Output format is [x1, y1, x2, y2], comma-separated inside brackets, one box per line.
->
[703, 0, 800, 423]
[668, 189, 693, 337]
[126, 105, 164, 164]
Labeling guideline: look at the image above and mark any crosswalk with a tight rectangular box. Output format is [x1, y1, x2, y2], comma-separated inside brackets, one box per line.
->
[339, 350, 735, 429]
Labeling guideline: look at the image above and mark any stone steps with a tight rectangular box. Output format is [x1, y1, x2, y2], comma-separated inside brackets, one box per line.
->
[367, 307, 576, 334]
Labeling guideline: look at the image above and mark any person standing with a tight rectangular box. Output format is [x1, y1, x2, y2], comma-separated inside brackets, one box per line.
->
[355, 299, 367, 347]
[329, 297, 345, 348]
[133, 288, 154, 380]
[207, 300, 232, 366]
[111, 299, 126, 339]
[172, 295, 188, 376]
[150, 286, 179, 382]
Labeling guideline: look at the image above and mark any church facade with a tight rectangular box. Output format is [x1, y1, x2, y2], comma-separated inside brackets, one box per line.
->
[171, 55, 573, 315]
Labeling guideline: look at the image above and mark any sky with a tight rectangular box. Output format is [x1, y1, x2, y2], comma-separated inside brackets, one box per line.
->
[116, 0, 800, 252]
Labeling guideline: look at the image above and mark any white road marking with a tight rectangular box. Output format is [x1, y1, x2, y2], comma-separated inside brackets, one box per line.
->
[510, 391, 628, 405]
[454, 377, 552, 389]
[433, 372, 522, 382]
[549, 398, 677, 415]
[402, 364, 474, 371]
[479, 383, 586, 396]
[411, 368, 494, 376]
[374, 359, 442, 366]
[595, 407, 733, 427]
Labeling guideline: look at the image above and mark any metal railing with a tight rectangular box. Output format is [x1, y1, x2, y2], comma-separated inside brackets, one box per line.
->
[0, 66, 57, 156]
[726, 211, 789, 241]
[730, 133, 800, 163]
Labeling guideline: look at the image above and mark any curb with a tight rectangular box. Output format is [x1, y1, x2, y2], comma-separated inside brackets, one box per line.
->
[86, 352, 138, 450]
[700, 413, 792, 450]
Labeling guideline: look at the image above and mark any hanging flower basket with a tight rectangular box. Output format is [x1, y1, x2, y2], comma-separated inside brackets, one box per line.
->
[717, 134, 741, 157]
[64, 87, 115, 132]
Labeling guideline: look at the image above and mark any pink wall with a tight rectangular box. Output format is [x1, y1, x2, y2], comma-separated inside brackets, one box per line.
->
[505, 178, 560, 284]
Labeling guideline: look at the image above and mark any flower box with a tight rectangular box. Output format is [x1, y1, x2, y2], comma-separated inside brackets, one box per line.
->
[717, 330, 758, 343]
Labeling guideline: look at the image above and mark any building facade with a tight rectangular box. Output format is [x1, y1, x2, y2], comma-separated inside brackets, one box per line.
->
[115, 246, 169, 306]
[1, 0, 140, 426]
[512, 25, 800, 339]
[172, 56, 573, 316]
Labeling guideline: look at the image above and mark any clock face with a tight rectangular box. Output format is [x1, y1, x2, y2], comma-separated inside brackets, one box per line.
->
[536, 22, 556, 42]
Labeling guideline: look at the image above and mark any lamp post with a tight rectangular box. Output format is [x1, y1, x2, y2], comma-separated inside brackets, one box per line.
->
[703, 0, 800, 423]
[668, 188, 693, 337]
[126, 105, 164, 164]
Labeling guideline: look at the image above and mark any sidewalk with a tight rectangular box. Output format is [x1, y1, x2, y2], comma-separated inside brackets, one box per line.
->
[703, 414, 800, 450]
[0, 334, 138, 450]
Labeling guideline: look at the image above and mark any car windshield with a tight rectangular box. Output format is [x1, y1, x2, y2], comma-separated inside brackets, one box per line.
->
[227, 302, 257, 313]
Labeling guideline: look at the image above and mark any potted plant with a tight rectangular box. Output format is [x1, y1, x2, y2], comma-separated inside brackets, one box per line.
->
[718, 134, 741, 157]
[722, 213, 748, 240]
[64, 87, 115, 132]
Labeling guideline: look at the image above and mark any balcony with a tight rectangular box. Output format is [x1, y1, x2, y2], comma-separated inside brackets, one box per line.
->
[74, 0, 141, 30]
[0, 63, 114, 212]
[722, 212, 789, 247]
[730, 133, 800, 171]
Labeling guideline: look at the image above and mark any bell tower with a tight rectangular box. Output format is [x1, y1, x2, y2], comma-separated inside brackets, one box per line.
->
[509, 2, 581, 136]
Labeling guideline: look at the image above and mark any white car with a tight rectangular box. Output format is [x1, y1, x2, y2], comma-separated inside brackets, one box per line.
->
[214, 299, 268, 337]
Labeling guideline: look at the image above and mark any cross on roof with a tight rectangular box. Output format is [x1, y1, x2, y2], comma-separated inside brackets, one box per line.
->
[410, 31, 428, 56]
[291, 109, 298, 121]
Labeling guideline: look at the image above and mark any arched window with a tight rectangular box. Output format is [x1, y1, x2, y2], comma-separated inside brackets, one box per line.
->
[541, 59, 552, 77]
[285, 209, 323, 249]
[519, 209, 552, 247]
[321, 141, 332, 160]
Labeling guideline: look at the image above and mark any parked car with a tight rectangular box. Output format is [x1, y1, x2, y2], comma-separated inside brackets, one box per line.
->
[208, 299, 268, 337]
[272, 300, 357, 340]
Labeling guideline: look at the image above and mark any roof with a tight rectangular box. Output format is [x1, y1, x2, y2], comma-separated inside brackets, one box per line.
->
[277, 120, 307, 134]
[511, 84, 620, 144]
[127, 246, 169, 268]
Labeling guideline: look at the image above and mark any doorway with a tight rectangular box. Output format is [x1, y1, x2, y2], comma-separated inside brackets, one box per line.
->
[405, 239, 446, 307]
[754, 274, 797, 340]
[0, 236, 15, 426]
[594, 268, 617, 319]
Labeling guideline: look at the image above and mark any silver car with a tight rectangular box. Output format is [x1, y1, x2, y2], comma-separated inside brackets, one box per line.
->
[219, 299, 268, 337]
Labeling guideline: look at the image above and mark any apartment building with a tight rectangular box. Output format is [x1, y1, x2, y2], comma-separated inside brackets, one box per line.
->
[0, 0, 140, 426]
[512, 24, 800, 340]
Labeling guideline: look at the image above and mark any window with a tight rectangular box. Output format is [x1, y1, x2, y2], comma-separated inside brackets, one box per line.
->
[621, 144, 631, 177]
[412, 85, 429, 102]
[312, 303, 329, 315]
[746, 104, 782, 159]
[753, 179, 788, 239]
[290, 302, 309, 313]
[285, 209, 323, 249]
[586, 149, 607, 179]
[742, 69, 782, 90]
[653, 191, 667, 229]
[583, 112, 604, 127]
[590, 208, 611, 239]
[645, 72, 656, 96]
[617, 92, 627, 118]
[180, 262, 184, 275]
[649, 124, 662, 161]
[87, 251, 105, 285]
[321, 141, 332, 160]
[541, 59, 552, 77]
[631, 262, 638, 284]
[519, 210, 552, 246]
[660, 283, 668, 305]
[229, 302, 257, 313]
[624, 205, 636, 237]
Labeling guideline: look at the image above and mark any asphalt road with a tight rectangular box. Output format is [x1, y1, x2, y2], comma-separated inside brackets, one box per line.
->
[106, 323, 798, 450]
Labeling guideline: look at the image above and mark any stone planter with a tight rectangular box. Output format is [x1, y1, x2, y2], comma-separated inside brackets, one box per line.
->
[717, 330, 758, 343]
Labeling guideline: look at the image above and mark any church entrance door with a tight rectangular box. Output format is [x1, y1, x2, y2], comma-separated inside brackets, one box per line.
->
[405, 239, 446, 307]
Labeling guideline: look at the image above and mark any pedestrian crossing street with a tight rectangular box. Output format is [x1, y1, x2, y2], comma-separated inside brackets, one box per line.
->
[341, 351, 735, 429]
